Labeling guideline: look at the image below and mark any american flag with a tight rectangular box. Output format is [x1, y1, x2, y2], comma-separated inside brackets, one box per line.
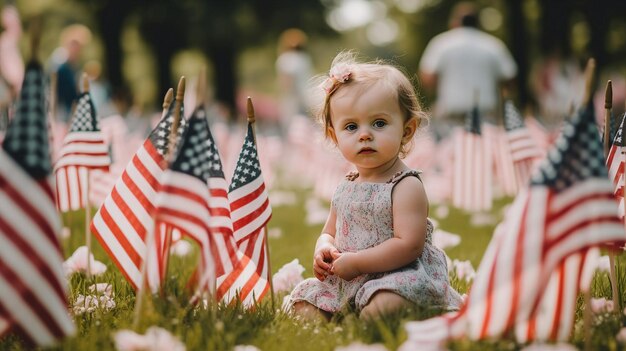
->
[606, 113, 626, 217]
[403, 103, 625, 346]
[54, 92, 110, 211]
[90, 102, 185, 291]
[0, 61, 74, 346]
[452, 105, 492, 211]
[153, 109, 218, 294]
[503, 100, 543, 192]
[220, 121, 272, 303]
[175, 108, 268, 305]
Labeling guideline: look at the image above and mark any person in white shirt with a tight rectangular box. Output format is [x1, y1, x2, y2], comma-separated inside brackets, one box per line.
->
[419, 2, 517, 140]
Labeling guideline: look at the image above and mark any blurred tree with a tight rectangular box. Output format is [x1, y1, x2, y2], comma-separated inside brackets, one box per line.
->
[88, 0, 130, 95]
[84, 0, 187, 101]
[67, 0, 626, 117]
[581, 0, 610, 73]
[78, 0, 330, 117]
[506, 0, 529, 108]
[183, 0, 331, 119]
[538, 0, 573, 58]
[137, 1, 187, 100]
[537, 0, 626, 89]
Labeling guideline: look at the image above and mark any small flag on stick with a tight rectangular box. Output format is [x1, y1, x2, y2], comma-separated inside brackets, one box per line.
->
[55, 86, 110, 212]
[503, 99, 543, 191]
[220, 98, 272, 303]
[452, 103, 493, 211]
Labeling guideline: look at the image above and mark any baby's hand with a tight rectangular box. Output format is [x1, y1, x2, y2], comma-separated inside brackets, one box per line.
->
[329, 251, 361, 281]
[313, 244, 339, 281]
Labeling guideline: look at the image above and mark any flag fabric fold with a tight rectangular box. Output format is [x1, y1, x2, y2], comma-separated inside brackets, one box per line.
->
[403, 103, 625, 348]
[515, 248, 598, 342]
[90, 102, 185, 292]
[55, 91, 110, 211]
[0, 60, 75, 346]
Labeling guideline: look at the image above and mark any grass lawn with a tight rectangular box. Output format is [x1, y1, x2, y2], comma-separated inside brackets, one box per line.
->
[2, 185, 626, 351]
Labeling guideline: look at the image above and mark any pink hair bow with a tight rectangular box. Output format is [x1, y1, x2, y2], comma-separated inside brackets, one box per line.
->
[321, 64, 351, 94]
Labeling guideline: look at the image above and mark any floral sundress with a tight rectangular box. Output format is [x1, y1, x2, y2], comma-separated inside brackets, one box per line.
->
[287, 169, 462, 313]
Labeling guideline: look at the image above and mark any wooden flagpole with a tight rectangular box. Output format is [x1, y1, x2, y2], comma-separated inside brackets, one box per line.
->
[49, 71, 58, 154]
[35, 19, 73, 246]
[167, 77, 186, 163]
[177, 70, 216, 307]
[603, 81, 613, 157]
[133, 87, 175, 328]
[193, 69, 215, 296]
[196, 67, 206, 110]
[29, 15, 41, 63]
[581, 59, 595, 108]
[499, 86, 509, 127]
[603, 80, 621, 313]
[621, 98, 626, 314]
[582, 58, 595, 351]
[246, 97, 276, 309]
[80, 73, 94, 280]
[30, 17, 69, 244]
[161, 77, 186, 291]
[49, 72, 58, 122]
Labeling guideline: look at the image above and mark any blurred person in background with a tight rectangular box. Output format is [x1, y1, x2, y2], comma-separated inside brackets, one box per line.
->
[276, 28, 314, 135]
[0, 3, 23, 103]
[418, 2, 517, 140]
[49, 25, 91, 123]
[0, 3, 23, 137]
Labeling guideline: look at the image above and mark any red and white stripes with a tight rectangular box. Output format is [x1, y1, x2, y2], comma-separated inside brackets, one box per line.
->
[55, 131, 110, 211]
[154, 171, 217, 293]
[91, 140, 163, 290]
[452, 129, 493, 211]
[0, 150, 75, 346]
[230, 176, 271, 243]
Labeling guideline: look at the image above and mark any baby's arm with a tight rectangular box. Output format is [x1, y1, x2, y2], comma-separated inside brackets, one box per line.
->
[313, 206, 339, 281]
[331, 176, 428, 280]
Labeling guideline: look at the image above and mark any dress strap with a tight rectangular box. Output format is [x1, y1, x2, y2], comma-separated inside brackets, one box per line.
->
[345, 171, 359, 181]
[387, 169, 423, 184]
[345, 170, 422, 183]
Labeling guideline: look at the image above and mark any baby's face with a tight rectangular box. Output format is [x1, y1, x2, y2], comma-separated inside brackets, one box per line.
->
[328, 83, 407, 171]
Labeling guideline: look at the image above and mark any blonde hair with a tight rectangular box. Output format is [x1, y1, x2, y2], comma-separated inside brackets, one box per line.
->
[314, 51, 428, 156]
